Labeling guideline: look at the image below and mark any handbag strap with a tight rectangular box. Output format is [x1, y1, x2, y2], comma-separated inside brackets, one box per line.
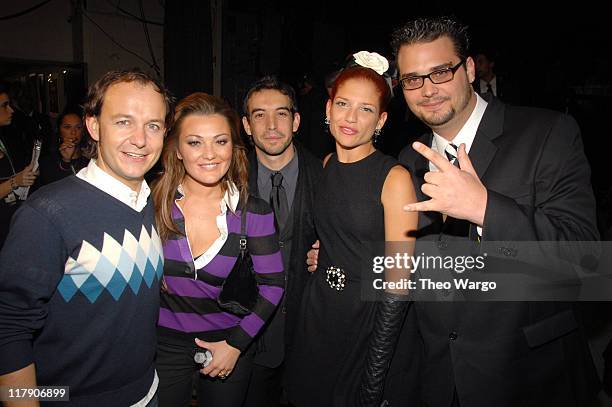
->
[239, 205, 247, 254]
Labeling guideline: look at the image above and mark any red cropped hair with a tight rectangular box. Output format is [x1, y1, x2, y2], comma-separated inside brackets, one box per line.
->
[329, 66, 391, 112]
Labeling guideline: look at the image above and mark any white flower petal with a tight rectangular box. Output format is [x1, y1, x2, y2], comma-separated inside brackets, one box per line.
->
[352, 51, 389, 75]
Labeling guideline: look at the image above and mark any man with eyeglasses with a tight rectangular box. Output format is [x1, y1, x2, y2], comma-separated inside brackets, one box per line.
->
[393, 16, 599, 407]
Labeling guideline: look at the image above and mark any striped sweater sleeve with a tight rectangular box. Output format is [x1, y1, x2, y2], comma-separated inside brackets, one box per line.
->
[226, 200, 285, 351]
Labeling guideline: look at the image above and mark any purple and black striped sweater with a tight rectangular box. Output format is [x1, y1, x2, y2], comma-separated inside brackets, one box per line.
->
[158, 195, 285, 352]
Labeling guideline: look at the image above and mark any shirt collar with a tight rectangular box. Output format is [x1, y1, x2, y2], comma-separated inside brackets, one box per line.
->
[480, 76, 497, 87]
[76, 159, 150, 212]
[432, 92, 488, 156]
[176, 181, 240, 214]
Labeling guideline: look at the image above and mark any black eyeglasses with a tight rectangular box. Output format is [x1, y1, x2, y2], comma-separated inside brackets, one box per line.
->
[399, 59, 466, 90]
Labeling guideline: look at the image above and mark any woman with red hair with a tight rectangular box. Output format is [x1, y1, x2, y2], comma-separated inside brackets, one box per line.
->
[286, 52, 418, 406]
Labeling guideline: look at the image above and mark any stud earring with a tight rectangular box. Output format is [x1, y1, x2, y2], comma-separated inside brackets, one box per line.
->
[324, 117, 330, 125]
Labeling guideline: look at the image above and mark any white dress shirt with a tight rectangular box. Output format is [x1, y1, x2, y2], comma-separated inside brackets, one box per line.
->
[479, 76, 497, 96]
[430, 92, 488, 235]
[175, 181, 240, 271]
[76, 159, 150, 212]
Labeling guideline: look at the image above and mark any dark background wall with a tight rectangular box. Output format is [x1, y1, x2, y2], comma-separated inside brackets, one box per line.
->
[2, 0, 610, 195]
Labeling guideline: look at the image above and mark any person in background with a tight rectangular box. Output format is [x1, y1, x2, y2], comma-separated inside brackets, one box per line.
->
[8, 81, 53, 160]
[0, 81, 38, 249]
[38, 106, 89, 186]
[153, 92, 284, 407]
[473, 48, 521, 104]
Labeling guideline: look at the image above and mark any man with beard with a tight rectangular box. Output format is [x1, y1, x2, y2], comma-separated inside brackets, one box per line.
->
[241, 76, 322, 406]
[308, 15, 600, 407]
[394, 16, 599, 407]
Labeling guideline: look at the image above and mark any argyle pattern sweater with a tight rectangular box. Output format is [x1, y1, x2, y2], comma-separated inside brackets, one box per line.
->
[0, 176, 163, 406]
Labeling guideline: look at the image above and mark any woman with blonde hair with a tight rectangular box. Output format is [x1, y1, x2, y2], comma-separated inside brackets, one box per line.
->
[152, 93, 284, 406]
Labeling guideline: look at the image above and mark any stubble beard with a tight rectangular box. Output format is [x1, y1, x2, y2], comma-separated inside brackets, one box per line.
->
[417, 84, 473, 130]
[254, 132, 294, 157]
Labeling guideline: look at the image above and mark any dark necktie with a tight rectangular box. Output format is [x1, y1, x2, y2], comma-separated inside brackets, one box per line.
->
[444, 143, 460, 168]
[486, 82, 494, 96]
[442, 143, 469, 235]
[441, 143, 460, 224]
[270, 172, 289, 232]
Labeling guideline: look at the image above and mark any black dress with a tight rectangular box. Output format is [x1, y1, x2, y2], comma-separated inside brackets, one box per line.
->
[287, 150, 398, 407]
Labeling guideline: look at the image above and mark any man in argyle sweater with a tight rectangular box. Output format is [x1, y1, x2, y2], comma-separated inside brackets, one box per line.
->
[0, 69, 173, 407]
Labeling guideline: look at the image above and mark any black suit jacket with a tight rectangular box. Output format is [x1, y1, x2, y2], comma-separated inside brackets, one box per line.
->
[473, 76, 522, 106]
[398, 98, 600, 407]
[247, 141, 322, 367]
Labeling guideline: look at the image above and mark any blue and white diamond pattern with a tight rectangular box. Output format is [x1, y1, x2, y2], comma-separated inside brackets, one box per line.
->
[57, 226, 164, 303]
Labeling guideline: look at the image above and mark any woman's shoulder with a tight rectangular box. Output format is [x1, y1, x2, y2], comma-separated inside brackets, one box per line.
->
[385, 164, 412, 185]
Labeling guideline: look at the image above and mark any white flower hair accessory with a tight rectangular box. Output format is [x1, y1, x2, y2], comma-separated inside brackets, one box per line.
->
[352, 51, 389, 75]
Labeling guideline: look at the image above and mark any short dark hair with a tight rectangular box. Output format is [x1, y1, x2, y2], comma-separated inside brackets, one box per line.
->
[242, 75, 298, 118]
[0, 81, 10, 96]
[391, 16, 470, 61]
[82, 68, 174, 158]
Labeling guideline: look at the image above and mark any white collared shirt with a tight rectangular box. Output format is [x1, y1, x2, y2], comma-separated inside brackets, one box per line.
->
[430, 93, 488, 235]
[430, 93, 488, 172]
[479, 76, 497, 96]
[76, 159, 150, 212]
[175, 182, 240, 270]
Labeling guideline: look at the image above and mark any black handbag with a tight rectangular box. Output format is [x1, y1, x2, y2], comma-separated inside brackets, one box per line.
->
[217, 206, 259, 316]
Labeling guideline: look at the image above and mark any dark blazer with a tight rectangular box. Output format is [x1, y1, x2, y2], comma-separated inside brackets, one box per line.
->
[398, 98, 600, 407]
[473, 76, 522, 106]
[247, 141, 322, 367]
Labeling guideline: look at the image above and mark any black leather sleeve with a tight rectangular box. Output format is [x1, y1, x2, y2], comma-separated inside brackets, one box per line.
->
[358, 293, 410, 407]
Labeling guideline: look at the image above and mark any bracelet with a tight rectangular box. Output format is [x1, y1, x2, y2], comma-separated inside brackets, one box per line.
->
[10, 176, 17, 191]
